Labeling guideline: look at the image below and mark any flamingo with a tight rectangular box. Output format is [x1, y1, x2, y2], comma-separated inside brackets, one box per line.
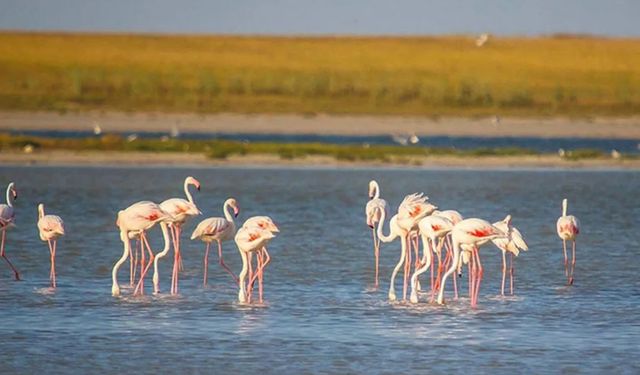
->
[410, 215, 454, 303]
[376, 193, 436, 301]
[160, 176, 202, 295]
[235, 225, 277, 303]
[37, 204, 65, 288]
[557, 199, 580, 285]
[242, 216, 279, 300]
[0, 182, 20, 280]
[112, 201, 171, 296]
[492, 215, 528, 296]
[437, 218, 506, 307]
[190, 198, 240, 286]
[365, 180, 388, 287]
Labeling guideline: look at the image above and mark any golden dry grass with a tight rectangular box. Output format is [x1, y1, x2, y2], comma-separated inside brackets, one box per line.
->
[1, 31, 639, 116]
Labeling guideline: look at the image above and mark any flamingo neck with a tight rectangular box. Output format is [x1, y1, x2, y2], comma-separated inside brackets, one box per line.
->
[562, 199, 568, 216]
[184, 179, 195, 205]
[371, 181, 380, 199]
[376, 208, 396, 242]
[6, 184, 13, 207]
[223, 200, 235, 223]
[38, 204, 45, 219]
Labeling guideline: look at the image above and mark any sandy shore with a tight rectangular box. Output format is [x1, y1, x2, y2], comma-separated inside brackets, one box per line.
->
[1, 111, 640, 139]
[2, 150, 639, 169]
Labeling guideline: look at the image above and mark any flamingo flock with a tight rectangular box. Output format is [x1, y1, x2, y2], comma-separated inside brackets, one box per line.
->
[366, 180, 580, 307]
[0, 177, 581, 307]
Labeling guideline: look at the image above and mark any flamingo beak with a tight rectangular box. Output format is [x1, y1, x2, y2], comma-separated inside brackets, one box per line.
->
[234, 207, 239, 218]
[12, 191, 17, 200]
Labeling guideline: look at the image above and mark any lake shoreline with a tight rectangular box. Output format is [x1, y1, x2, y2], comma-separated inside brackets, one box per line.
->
[2, 150, 639, 169]
[2, 110, 640, 139]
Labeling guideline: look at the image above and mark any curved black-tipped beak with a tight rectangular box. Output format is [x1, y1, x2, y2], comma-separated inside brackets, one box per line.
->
[234, 212, 239, 218]
[369, 195, 374, 200]
[368, 224, 374, 229]
[197, 186, 201, 191]
[13, 193, 18, 200]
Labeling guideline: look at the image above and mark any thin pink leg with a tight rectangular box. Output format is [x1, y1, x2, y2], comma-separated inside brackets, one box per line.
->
[403, 237, 412, 301]
[203, 242, 210, 286]
[247, 252, 254, 303]
[446, 236, 458, 299]
[430, 239, 435, 302]
[562, 239, 568, 279]
[473, 247, 483, 307]
[170, 225, 179, 295]
[372, 228, 379, 288]
[218, 240, 239, 283]
[509, 252, 515, 295]
[501, 250, 507, 296]
[51, 239, 57, 288]
[134, 233, 155, 295]
[1, 229, 20, 281]
[138, 235, 146, 295]
[569, 241, 576, 285]
[131, 239, 139, 286]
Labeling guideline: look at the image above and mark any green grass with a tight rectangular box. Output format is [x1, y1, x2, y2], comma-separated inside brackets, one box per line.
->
[1, 133, 628, 163]
[0, 32, 639, 116]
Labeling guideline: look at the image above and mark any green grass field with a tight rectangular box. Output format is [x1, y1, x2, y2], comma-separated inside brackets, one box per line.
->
[1, 133, 627, 163]
[1, 32, 639, 116]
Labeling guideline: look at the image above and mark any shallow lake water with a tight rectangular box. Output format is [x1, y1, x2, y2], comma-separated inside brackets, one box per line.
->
[0, 166, 638, 374]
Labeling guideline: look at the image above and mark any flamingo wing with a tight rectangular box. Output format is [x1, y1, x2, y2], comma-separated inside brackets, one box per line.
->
[191, 217, 230, 240]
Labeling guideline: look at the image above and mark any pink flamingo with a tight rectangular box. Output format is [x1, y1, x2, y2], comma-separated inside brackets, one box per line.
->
[112, 201, 171, 296]
[190, 198, 240, 286]
[492, 215, 528, 295]
[432, 209, 463, 296]
[235, 225, 277, 303]
[376, 193, 436, 301]
[0, 182, 20, 280]
[160, 176, 202, 295]
[365, 180, 388, 287]
[37, 203, 65, 288]
[410, 215, 454, 303]
[557, 199, 580, 285]
[437, 218, 506, 307]
[242, 216, 279, 302]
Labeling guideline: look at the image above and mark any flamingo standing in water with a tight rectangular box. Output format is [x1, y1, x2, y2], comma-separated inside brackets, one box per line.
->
[365, 180, 388, 287]
[160, 176, 202, 295]
[437, 218, 506, 307]
[411, 215, 454, 303]
[242, 216, 279, 300]
[0, 182, 20, 280]
[112, 201, 171, 296]
[557, 199, 580, 285]
[376, 193, 436, 301]
[492, 215, 528, 295]
[37, 204, 65, 288]
[190, 198, 240, 286]
[235, 224, 277, 303]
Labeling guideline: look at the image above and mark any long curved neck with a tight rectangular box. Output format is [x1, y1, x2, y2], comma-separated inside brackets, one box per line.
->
[184, 180, 195, 204]
[372, 181, 380, 199]
[153, 223, 171, 291]
[376, 209, 396, 242]
[562, 199, 568, 216]
[223, 201, 234, 223]
[38, 204, 45, 219]
[6, 185, 13, 207]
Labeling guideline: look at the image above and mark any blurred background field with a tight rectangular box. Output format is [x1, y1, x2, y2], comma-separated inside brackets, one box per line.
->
[1, 31, 639, 117]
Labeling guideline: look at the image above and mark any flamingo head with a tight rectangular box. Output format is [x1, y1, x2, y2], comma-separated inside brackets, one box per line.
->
[368, 180, 377, 199]
[186, 176, 201, 191]
[501, 214, 512, 227]
[227, 198, 240, 217]
[37, 203, 45, 219]
[8, 182, 17, 200]
[258, 217, 279, 233]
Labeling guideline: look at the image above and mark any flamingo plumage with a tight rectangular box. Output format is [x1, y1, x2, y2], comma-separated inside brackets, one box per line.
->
[556, 198, 580, 285]
[235, 225, 277, 303]
[160, 176, 202, 295]
[190, 198, 240, 286]
[365, 180, 388, 287]
[37, 203, 65, 288]
[0, 182, 20, 280]
[492, 215, 528, 296]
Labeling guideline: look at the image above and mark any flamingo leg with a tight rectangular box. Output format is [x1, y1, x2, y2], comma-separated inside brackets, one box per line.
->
[218, 240, 239, 283]
[447, 236, 458, 300]
[403, 235, 413, 301]
[509, 252, 515, 295]
[134, 233, 155, 295]
[247, 252, 254, 303]
[468, 255, 473, 300]
[434, 239, 443, 292]
[131, 239, 139, 287]
[410, 238, 431, 304]
[430, 239, 435, 302]
[562, 239, 568, 279]
[473, 247, 483, 307]
[51, 239, 57, 288]
[372, 228, 379, 288]
[501, 250, 507, 296]
[569, 241, 576, 285]
[138, 235, 146, 295]
[1, 229, 20, 281]
[170, 225, 182, 295]
[203, 242, 210, 286]
[257, 250, 264, 303]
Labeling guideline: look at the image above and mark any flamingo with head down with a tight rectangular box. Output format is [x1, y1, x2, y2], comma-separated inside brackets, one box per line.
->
[365, 180, 388, 287]
[190, 198, 240, 286]
[37, 203, 65, 288]
[437, 218, 506, 307]
[492, 215, 528, 295]
[0, 182, 20, 280]
[235, 221, 278, 304]
[557, 199, 580, 285]
[160, 176, 202, 295]
[112, 201, 172, 296]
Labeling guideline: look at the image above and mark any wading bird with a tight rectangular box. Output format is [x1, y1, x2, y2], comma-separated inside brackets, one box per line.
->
[190, 198, 240, 286]
[37, 204, 65, 288]
[437, 218, 506, 307]
[112, 201, 171, 296]
[0, 182, 20, 280]
[160, 176, 202, 295]
[556, 199, 580, 285]
[365, 180, 388, 287]
[235, 225, 277, 303]
[491, 215, 528, 295]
